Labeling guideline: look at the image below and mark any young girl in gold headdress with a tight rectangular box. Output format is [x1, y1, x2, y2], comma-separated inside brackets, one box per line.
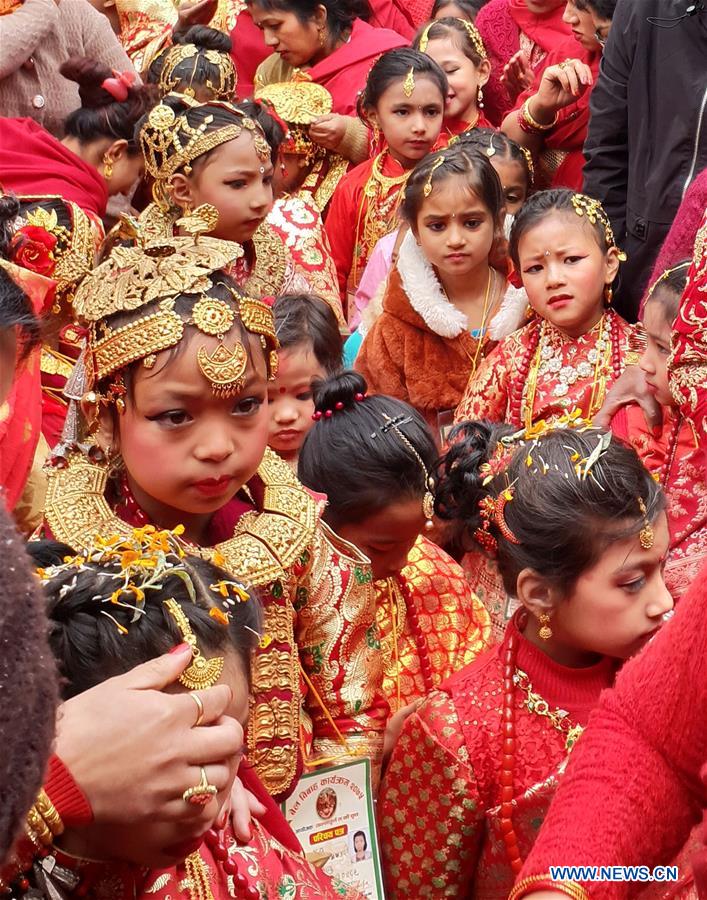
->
[41, 228, 387, 801]
[136, 94, 345, 329]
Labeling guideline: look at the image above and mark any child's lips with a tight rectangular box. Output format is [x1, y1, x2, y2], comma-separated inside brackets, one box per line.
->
[547, 293, 573, 308]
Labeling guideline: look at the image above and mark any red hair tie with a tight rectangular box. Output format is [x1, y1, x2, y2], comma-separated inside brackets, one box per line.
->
[101, 69, 136, 102]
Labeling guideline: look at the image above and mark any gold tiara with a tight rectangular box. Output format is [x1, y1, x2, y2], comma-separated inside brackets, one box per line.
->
[571, 193, 627, 260]
[418, 17, 488, 61]
[158, 42, 237, 100]
[254, 80, 332, 124]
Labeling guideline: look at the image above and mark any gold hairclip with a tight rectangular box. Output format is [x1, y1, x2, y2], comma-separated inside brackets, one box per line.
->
[158, 42, 237, 101]
[423, 155, 445, 198]
[418, 18, 487, 60]
[164, 598, 225, 690]
[571, 193, 627, 261]
[519, 145, 534, 185]
[377, 414, 435, 531]
[403, 67, 416, 98]
[637, 498, 654, 549]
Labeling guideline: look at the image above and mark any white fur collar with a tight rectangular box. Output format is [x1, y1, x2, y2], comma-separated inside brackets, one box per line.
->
[396, 231, 527, 340]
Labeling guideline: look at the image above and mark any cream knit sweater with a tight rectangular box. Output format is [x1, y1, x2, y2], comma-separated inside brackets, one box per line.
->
[0, 0, 135, 137]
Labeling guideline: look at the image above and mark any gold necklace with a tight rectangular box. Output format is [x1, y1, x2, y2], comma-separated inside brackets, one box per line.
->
[514, 667, 584, 752]
[467, 267, 496, 375]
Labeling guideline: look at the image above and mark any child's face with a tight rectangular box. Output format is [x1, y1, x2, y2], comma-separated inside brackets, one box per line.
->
[368, 76, 444, 169]
[640, 296, 674, 408]
[489, 156, 528, 215]
[267, 343, 325, 460]
[547, 512, 673, 661]
[517, 212, 620, 338]
[563, 0, 605, 52]
[98, 332, 269, 532]
[335, 496, 425, 581]
[171, 132, 274, 244]
[423, 37, 490, 123]
[414, 176, 497, 281]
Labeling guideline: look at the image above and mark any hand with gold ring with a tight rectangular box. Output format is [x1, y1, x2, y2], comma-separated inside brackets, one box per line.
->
[189, 691, 205, 727]
[533, 56, 594, 114]
[183, 767, 218, 806]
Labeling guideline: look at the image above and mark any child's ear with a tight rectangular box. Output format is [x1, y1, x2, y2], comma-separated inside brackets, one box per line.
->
[604, 246, 622, 285]
[170, 173, 194, 210]
[477, 58, 491, 88]
[516, 567, 557, 620]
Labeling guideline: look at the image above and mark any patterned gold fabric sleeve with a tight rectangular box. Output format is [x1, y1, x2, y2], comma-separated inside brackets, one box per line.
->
[296, 522, 388, 781]
[114, 0, 176, 72]
[669, 210, 707, 457]
[379, 691, 485, 897]
[454, 333, 514, 424]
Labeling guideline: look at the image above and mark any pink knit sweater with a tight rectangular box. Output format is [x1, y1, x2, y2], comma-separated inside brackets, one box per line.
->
[0, 0, 135, 137]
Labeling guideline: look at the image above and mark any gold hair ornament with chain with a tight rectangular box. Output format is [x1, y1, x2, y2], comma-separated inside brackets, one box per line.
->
[418, 17, 487, 60]
[373, 413, 436, 531]
[571, 193, 627, 261]
[164, 597, 225, 690]
[158, 42, 237, 100]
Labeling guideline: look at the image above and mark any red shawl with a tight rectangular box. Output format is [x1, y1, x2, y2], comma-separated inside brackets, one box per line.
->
[476, 0, 570, 125]
[0, 118, 108, 219]
[0, 263, 55, 513]
[307, 19, 407, 116]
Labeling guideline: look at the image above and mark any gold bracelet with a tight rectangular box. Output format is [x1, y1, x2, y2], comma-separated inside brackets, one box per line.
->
[522, 98, 558, 132]
[25, 807, 53, 847]
[34, 790, 64, 837]
[509, 874, 591, 900]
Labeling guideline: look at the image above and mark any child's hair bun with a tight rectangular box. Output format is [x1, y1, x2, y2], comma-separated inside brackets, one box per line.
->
[175, 25, 233, 53]
[60, 57, 116, 109]
[312, 370, 368, 415]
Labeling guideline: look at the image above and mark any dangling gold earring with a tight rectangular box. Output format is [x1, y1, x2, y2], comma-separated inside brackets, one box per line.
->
[317, 24, 326, 47]
[102, 153, 114, 180]
[477, 85, 484, 109]
[538, 613, 552, 641]
[604, 284, 613, 305]
[371, 122, 381, 148]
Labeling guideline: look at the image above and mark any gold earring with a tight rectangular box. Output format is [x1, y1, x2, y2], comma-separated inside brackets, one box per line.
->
[477, 85, 484, 109]
[318, 24, 326, 47]
[604, 284, 613, 305]
[538, 613, 552, 641]
[102, 153, 114, 180]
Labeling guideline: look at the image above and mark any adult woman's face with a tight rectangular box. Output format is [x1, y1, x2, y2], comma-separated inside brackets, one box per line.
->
[250, 3, 328, 68]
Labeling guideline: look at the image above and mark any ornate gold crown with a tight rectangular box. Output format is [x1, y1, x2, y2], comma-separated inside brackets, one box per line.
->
[72, 232, 278, 391]
[139, 97, 270, 209]
[158, 41, 237, 100]
[254, 79, 333, 125]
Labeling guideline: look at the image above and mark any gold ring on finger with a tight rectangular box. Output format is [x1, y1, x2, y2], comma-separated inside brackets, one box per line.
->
[182, 767, 218, 807]
[190, 691, 205, 727]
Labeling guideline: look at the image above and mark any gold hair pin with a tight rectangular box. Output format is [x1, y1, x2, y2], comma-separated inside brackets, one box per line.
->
[403, 67, 416, 98]
[164, 597, 225, 690]
[423, 155, 445, 198]
[571, 193, 627, 261]
[637, 498, 654, 549]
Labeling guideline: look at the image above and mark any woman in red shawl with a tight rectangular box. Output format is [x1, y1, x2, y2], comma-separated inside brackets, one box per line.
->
[250, 0, 407, 164]
[475, 0, 570, 125]
[0, 56, 154, 448]
[501, 0, 616, 190]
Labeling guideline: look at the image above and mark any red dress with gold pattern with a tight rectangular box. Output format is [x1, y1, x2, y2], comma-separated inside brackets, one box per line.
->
[378, 612, 616, 898]
[325, 150, 409, 316]
[612, 405, 707, 600]
[376, 535, 492, 709]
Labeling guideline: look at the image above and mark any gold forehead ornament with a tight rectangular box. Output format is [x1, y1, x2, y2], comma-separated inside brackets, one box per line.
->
[403, 67, 416, 98]
[164, 598, 225, 690]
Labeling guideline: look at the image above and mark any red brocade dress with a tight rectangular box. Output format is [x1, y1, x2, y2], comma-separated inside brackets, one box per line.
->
[378, 611, 616, 898]
[325, 150, 409, 316]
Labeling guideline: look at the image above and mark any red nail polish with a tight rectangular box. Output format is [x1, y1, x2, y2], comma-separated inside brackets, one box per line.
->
[169, 642, 190, 655]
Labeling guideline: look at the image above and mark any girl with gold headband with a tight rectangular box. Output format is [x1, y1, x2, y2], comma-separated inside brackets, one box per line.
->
[379, 418, 672, 898]
[454, 189, 649, 636]
[8, 528, 364, 900]
[413, 17, 494, 139]
[147, 25, 238, 101]
[39, 228, 388, 802]
[136, 94, 346, 329]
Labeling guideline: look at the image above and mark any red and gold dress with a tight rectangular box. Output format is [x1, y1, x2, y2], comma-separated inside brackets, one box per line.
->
[454, 310, 637, 428]
[42, 447, 388, 800]
[325, 150, 409, 317]
[378, 611, 616, 898]
[612, 405, 707, 600]
[376, 535, 493, 709]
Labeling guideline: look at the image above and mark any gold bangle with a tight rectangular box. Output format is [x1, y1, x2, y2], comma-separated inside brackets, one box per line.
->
[34, 790, 64, 837]
[509, 874, 591, 900]
[25, 807, 53, 847]
[522, 98, 558, 132]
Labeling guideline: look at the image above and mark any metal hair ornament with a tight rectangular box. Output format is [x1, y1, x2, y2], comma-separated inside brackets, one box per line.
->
[158, 42, 237, 100]
[403, 67, 416, 98]
[637, 498, 654, 549]
[311, 392, 366, 421]
[164, 597, 225, 690]
[372, 413, 436, 531]
[644, 260, 692, 304]
[474, 485, 521, 554]
[571, 193, 627, 261]
[423, 155, 446, 198]
[418, 17, 487, 60]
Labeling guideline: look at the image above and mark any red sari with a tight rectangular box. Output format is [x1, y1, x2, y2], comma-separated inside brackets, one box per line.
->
[475, 0, 571, 126]
[512, 38, 600, 190]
